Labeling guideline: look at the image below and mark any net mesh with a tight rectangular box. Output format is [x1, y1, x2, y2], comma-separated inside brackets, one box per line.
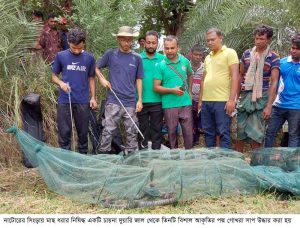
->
[7, 126, 300, 208]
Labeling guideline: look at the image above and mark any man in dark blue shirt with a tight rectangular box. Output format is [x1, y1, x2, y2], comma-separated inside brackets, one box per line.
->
[96, 26, 144, 154]
[59, 17, 70, 50]
[52, 28, 97, 154]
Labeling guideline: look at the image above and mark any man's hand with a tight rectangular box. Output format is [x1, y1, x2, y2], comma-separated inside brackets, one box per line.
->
[225, 100, 236, 116]
[59, 81, 71, 93]
[101, 78, 112, 90]
[136, 100, 143, 112]
[172, 87, 184, 96]
[90, 97, 97, 109]
[263, 105, 272, 120]
[198, 100, 202, 113]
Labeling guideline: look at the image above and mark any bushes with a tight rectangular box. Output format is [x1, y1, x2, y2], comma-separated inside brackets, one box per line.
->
[0, 0, 147, 167]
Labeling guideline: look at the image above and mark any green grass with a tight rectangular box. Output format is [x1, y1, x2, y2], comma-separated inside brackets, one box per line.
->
[0, 109, 299, 214]
[0, 166, 299, 214]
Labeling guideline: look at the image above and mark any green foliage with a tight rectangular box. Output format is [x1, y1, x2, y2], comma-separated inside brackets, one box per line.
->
[0, 1, 57, 145]
[71, 0, 146, 58]
[140, 0, 197, 37]
[0, 0, 148, 159]
[0, 57, 56, 137]
[251, 0, 300, 55]
[181, 0, 300, 56]
[20, 0, 68, 17]
[0, 0, 40, 78]
[0, 0, 52, 127]
[181, 0, 257, 54]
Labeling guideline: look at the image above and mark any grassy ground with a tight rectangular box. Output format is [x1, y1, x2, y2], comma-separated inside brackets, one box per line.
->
[0, 118, 299, 214]
[0, 167, 299, 214]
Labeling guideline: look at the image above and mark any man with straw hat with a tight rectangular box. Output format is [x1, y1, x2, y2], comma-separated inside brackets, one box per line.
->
[96, 26, 144, 154]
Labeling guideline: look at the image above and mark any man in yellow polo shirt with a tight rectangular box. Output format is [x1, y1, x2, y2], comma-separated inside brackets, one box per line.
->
[198, 28, 239, 148]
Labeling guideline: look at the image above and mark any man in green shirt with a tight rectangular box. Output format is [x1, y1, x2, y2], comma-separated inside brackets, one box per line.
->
[137, 36, 146, 53]
[138, 31, 164, 149]
[154, 35, 193, 149]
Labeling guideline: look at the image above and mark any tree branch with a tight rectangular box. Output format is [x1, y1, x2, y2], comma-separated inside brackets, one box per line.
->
[156, 0, 170, 34]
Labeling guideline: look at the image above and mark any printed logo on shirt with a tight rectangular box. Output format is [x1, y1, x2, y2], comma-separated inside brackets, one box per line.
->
[182, 66, 186, 71]
[129, 63, 136, 67]
[67, 64, 86, 72]
[72, 62, 79, 65]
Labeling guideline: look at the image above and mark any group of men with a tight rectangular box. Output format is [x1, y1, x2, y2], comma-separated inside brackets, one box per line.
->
[31, 11, 69, 63]
[51, 24, 300, 155]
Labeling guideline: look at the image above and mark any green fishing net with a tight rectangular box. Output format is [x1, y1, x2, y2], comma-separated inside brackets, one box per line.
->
[7, 126, 300, 208]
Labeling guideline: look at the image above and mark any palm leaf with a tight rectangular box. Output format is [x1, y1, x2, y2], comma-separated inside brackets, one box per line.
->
[0, 0, 40, 78]
[72, 0, 146, 58]
[181, 0, 300, 55]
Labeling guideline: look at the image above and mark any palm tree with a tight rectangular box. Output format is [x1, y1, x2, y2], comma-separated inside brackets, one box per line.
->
[181, 0, 300, 56]
[0, 0, 40, 78]
[71, 0, 146, 58]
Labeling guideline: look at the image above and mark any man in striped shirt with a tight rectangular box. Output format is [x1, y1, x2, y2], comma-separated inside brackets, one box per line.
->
[236, 25, 280, 152]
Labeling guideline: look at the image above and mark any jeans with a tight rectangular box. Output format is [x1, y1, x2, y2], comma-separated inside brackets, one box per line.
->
[265, 107, 300, 147]
[201, 101, 231, 148]
[137, 102, 163, 149]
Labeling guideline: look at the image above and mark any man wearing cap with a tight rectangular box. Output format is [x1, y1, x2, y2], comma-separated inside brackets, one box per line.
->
[154, 35, 193, 149]
[138, 30, 164, 149]
[96, 26, 144, 154]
